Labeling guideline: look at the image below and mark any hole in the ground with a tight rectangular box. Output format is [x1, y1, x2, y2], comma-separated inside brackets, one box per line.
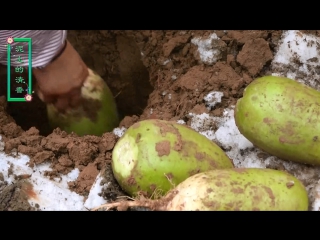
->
[0, 32, 153, 136]
[104, 35, 153, 119]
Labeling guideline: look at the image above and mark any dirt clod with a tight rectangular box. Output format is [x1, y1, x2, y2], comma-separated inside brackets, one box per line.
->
[237, 38, 273, 76]
[0, 180, 36, 211]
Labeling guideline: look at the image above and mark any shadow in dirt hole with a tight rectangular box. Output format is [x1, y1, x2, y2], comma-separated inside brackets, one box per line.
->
[0, 66, 51, 136]
[105, 35, 153, 119]
[0, 33, 153, 136]
[0, 32, 153, 136]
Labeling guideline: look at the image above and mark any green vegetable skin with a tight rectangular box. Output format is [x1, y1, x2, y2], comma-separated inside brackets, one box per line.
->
[167, 168, 308, 211]
[47, 69, 119, 137]
[235, 76, 320, 165]
[112, 119, 234, 197]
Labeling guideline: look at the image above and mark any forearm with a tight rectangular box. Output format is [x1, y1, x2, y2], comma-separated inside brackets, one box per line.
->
[0, 30, 67, 67]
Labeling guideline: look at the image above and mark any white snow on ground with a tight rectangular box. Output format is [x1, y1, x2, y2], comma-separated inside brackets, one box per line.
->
[113, 127, 127, 138]
[191, 33, 224, 65]
[272, 30, 320, 91]
[28, 167, 85, 210]
[84, 172, 109, 209]
[0, 125, 127, 210]
[203, 91, 224, 110]
[2, 30, 320, 210]
[0, 135, 86, 210]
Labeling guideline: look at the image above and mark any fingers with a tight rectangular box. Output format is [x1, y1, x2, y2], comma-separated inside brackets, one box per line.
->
[36, 87, 82, 113]
[36, 75, 83, 112]
[55, 88, 82, 112]
[68, 88, 82, 108]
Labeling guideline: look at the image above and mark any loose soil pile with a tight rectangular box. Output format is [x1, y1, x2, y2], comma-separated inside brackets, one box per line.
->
[0, 30, 313, 210]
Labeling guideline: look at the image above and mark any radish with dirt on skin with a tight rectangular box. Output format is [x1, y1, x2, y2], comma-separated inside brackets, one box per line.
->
[235, 75, 320, 166]
[47, 69, 119, 137]
[92, 168, 309, 211]
[111, 119, 234, 198]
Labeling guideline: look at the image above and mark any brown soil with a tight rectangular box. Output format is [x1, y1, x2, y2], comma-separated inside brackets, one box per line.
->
[0, 30, 283, 210]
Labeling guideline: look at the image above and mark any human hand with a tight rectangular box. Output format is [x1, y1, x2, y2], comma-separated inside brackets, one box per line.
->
[33, 40, 89, 112]
[0, 31, 89, 112]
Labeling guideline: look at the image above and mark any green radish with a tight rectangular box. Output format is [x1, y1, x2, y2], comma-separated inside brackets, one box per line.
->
[111, 119, 234, 198]
[235, 75, 320, 165]
[93, 168, 308, 211]
[166, 168, 308, 211]
[47, 69, 119, 136]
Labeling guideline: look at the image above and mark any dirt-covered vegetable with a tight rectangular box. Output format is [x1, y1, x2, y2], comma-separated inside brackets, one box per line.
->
[93, 168, 308, 211]
[112, 119, 234, 198]
[166, 168, 308, 210]
[47, 69, 119, 137]
[235, 75, 320, 165]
